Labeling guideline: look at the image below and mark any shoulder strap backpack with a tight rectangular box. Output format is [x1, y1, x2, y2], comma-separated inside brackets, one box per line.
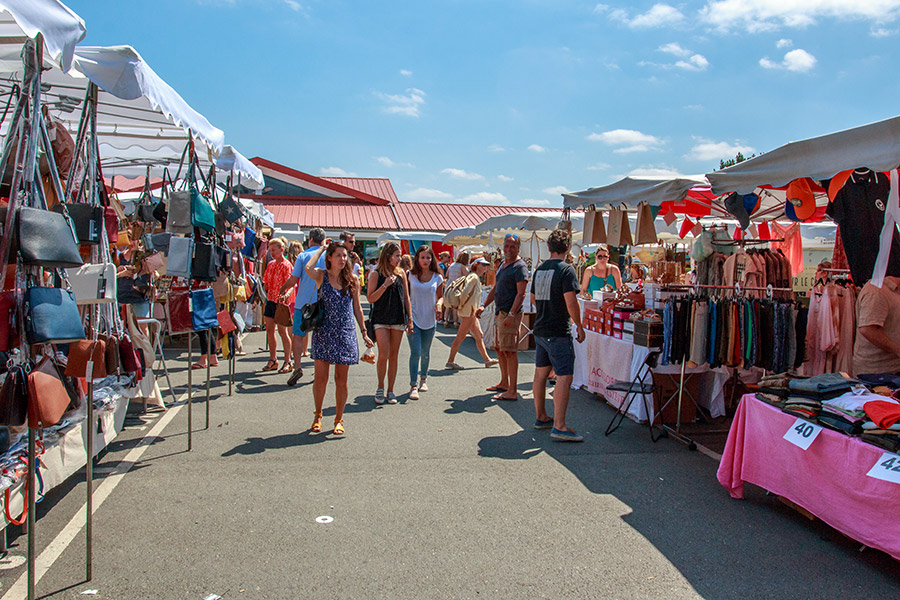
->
[443, 275, 469, 309]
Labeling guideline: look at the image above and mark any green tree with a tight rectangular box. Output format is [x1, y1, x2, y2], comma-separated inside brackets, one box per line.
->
[718, 151, 757, 170]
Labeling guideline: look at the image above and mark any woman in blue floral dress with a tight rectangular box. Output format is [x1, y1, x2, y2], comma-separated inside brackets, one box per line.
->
[305, 240, 374, 435]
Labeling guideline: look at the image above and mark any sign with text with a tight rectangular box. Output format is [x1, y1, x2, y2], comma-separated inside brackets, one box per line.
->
[783, 418, 823, 450]
[866, 453, 900, 485]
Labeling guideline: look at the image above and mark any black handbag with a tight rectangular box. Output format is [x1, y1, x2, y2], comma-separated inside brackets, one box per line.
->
[52, 203, 102, 245]
[151, 232, 172, 254]
[138, 201, 158, 223]
[0, 364, 27, 426]
[218, 196, 244, 223]
[192, 240, 218, 282]
[24, 287, 86, 344]
[300, 289, 325, 333]
[0, 206, 83, 268]
[215, 246, 232, 272]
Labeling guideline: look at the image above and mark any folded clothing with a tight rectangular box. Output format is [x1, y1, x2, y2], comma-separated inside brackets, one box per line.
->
[860, 432, 900, 452]
[756, 393, 785, 408]
[824, 390, 896, 414]
[821, 404, 866, 424]
[817, 413, 862, 436]
[857, 373, 900, 389]
[863, 400, 900, 429]
[789, 373, 857, 395]
[862, 421, 900, 432]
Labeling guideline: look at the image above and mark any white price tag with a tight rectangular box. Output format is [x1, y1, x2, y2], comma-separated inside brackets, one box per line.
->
[866, 452, 900, 485]
[85, 361, 93, 381]
[783, 418, 823, 450]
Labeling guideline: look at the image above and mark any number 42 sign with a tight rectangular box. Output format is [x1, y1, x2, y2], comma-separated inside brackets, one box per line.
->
[867, 453, 900, 485]
[783, 418, 823, 450]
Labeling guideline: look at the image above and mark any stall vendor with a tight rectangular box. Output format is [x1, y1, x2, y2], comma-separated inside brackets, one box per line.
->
[853, 276, 900, 375]
[581, 245, 621, 297]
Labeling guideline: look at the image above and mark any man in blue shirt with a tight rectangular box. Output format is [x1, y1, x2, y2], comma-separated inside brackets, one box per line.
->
[279, 227, 326, 385]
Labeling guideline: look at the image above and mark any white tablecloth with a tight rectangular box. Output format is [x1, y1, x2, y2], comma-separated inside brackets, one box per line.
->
[572, 328, 727, 422]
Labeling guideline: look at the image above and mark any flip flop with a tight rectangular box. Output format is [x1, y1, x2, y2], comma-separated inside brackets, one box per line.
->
[486, 386, 508, 392]
[190, 362, 206, 370]
[492, 394, 519, 401]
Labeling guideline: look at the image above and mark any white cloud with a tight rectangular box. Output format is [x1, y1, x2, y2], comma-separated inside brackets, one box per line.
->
[527, 144, 547, 153]
[400, 69, 413, 76]
[488, 144, 505, 152]
[776, 38, 793, 49]
[699, 0, 900, 33]
[283, 0, 304, 13]
[760, 48, 817, 72]
[675, 53, 709, 71]
[521, 198, 552, 206]
[375, 87, 426, 117]
[685, 138, 755, 161]
[659, 42, 691, 57]
[587, 129, 663, 153]
[608, 3, 687, 28]
[683, 104, 704, 110]
[871, 26, 898, 37]
[587, 162, 612, 171]
[497, 175, 514, 182]
[406, 187, 453, 201]
[376, 156, 396, 167]
[593, 3, 610, 14]
[542, 185, 570, 195]
[442, 168, 484, 180]
[320, 166, 356, 177]
[460, 192, 509, 205]
[627, 167, 686, 177]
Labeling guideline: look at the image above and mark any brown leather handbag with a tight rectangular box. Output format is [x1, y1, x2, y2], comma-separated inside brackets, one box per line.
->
[100, 334, 120, 375]
[274, 303, 293, 327]
[0, 364, 27, 426]
[64, 339, 108, 379]
[27, 357, 71, 428]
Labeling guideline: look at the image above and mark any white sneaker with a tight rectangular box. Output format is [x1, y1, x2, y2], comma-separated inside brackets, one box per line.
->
[418, 380, 428, 392]
[409, 386, 419, 400]
[386, 392, 398, 404]
[375, 388, 385, 405]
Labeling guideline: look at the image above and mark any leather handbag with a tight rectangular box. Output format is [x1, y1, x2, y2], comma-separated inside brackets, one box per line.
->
[218, 196, 244, 223]
[100, 334, 120, 375]
[225, 232, 244, 249]
[166, 236, 193, 279]
[217, 309, 236, 334]
[0, 364, 27, 426]
[216, 246, 232, 273]
[190, 288, 217, 331]
[141, 233, 155, 251]
[191, 188, 217, 232]
[300, 293, 324, 333]
[138, 202, 157, 223]
[167, 290, 193, 334]
[11, 207, 83, 268]
[0, 291, 16, 352]
[27, 356, 71, 428]
[66, 263, 116, 305]
[166, 190, 193, 235]
[141, 252, 165, 274]
[115, 228, 131, 249]
[151, 232, 172, 254]
[118, 335, 140, 374]
[104, 207, 119, 243]
[152, 198, 168, 227]
[24, 287, 86, 344]
[274, 303, 293, 327]
[212, 273, 230, 301]
[52, 203, 102, 245]
[192, 240, 218, 282]
[64, 339, 107, 379]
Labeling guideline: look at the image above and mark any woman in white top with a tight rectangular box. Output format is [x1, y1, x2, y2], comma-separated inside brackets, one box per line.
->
[406, 245, 444, 400]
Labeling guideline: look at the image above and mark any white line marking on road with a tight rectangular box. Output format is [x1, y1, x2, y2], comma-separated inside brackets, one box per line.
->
[694, 441, 722, 462]
[1, 391, 189, 600]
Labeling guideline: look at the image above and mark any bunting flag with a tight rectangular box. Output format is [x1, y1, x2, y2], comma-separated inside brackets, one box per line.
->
[691, 222, 703, 237]
[733, 227, 743, 240]
[649, 205, 662, 219]
[679, 217, 695, 239]
[663, 210, 678, 226]
[748, 224, 759, 238]
[758, 220, 771, 241]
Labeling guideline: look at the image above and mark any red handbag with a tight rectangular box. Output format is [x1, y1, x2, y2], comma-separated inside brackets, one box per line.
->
[0, 291, 15, 352]
[104, 207, 118, 243]
[118, 335, 140, 374]
[167, 289, 193, 334]
[64, 339, 107, 379]
[217, 310, 236, 334]
[27, 357, 71, 428]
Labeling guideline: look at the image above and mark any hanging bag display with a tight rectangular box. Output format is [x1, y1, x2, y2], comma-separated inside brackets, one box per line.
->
[191, 240, 218, 282]
[66, 263, 116, 305]
[151, 232, 172, 254]
[118, 335, 140, 374]
[0, 291, 17, 352]
[52, 203, 102, 245]
[166, 236, 193, 279]
[27, 356, 71, 428]
[606, 205, 633, 247]
[583, 205, 607, 244]
[218, 195, 244, 223]
[64, 339, 107, 379]
[0, 364, 27, 426]
[166, 289, 193, 334]
[24, 287, 86, 344]
[141, 251, 165, 274]
[166, 189, 193, 235]
[191, 187, 217, 232]
[190, 288, 218, 331]
[2, 206, 83, 268]
[633, 202, 658, 246]
[217, 310, 236, 334]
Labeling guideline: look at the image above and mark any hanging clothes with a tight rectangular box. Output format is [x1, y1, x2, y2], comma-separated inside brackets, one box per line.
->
[769, 221, 804, 278]
[804, 287, 838, 376]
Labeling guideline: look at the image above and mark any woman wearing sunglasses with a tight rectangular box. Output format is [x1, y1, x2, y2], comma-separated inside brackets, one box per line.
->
[581, 245, 622, 298]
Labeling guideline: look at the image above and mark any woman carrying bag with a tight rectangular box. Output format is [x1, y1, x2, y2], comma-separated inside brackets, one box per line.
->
[446, 258, 499, 370]
[262, 238, 295, 373]
[305, 240, 373, 435]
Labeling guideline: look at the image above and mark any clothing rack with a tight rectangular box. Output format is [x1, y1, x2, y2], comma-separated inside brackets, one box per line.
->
[714, 238, 785, 246]
[663, 282, 793, 299]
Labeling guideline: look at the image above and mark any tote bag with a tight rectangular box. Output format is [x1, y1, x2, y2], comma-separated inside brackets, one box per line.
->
[166, 236, 193, 279]
[606, 206, 632, 247]
[633, 202, 658, 246]
[583, 205, 607, 244]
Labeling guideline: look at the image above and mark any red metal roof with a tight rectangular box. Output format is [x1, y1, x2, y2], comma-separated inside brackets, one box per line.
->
[395, 202, 559, 231]
[320, 177, 399, 204]
[250, 157, 390, 206]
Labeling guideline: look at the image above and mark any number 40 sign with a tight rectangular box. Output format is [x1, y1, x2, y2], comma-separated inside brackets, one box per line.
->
[867, 453, 900, 485]
[783, 418, 823, 450]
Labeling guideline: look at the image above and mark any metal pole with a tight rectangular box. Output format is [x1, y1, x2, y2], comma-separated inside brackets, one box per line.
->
[205, 333, 210, 430]
[26, 427, 35, 600]
[187, 333, 192, 451]
[85, 377, 93, 580]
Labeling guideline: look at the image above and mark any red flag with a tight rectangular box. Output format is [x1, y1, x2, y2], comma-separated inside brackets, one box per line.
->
[679, 218, 695, 239]
[733, 227, 743, 240]
[758, 220, 771, 240]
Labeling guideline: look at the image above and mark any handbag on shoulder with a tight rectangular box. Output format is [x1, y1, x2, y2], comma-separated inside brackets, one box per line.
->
[300, 288, 325, 333]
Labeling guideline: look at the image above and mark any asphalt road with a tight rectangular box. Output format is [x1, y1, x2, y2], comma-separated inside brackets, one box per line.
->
[0, 327, 897, 599]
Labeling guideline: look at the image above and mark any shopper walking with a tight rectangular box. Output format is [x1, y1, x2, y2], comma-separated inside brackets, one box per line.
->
[367, 242, 414, 405]
[279, 228, 326, 385]
[262, 238, 295, 373]
[531, 229, 585, 442]
[446, 258, 499, 370]
[304, 241, 374, 435]
[406, 245, 443, 400]
[479, 233, 528, 401]
[444, 251, 469, 327]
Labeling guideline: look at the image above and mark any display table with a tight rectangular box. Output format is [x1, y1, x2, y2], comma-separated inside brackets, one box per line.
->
[572, 328, 727, 422]
[717, 394, 900, 561]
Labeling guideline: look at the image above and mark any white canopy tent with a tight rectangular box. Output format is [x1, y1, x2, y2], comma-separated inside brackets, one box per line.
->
[377, 231, 446, 246]
[472, 211, 585, 263]
[562, 175, 709, 209]
[0, 0, 85, 73]
[706, 114, 900, 195]
[214, 144, 264, 190]
[442, 226, 494, 247]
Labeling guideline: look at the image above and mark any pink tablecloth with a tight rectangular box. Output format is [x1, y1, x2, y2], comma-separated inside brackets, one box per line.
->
[718, 394, 900, 560]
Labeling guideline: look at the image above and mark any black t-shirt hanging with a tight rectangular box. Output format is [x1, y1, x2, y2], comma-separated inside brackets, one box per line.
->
[531, 259, 580, 338]
[825, 169, 900, 285]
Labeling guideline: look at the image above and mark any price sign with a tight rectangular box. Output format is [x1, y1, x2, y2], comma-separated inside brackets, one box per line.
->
[866, 452, 900, 485]
[783, 418, 823, 450]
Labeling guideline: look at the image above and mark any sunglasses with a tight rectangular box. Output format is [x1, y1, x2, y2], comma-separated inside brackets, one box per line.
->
[505, 234, 519, 241]
[597, 254, 610, 259]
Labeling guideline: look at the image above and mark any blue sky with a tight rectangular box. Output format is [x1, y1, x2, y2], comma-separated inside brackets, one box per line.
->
[68, 0, 900, 207]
